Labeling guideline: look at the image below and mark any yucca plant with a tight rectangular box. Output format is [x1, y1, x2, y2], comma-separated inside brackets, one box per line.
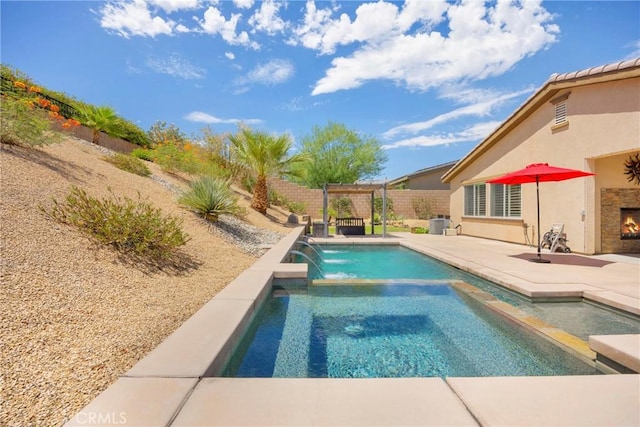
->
[178, 176, 242, 222]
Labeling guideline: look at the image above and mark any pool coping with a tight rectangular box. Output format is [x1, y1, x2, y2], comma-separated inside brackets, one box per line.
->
[65, 228, 640, 426]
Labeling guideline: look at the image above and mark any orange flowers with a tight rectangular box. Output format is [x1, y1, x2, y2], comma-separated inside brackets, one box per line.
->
[49, 104, 60, 113]
[37, 97, 51, 108]
[28, 85, 41, 93]
[61, 118, 80, 130]
[13, 81, 27, 90]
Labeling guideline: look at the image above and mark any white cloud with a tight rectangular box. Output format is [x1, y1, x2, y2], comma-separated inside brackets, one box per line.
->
[100, 0, 175, 38]
[383, 88, 533, 138]
[382, 121, 501, 150]
[249, 0, 287, 35]
[225, 52, 236, 60]
[199, 5, 258, 48]
[307, 0, 558, 95]
[238, 59, 295, 86]
[233, 0, 254, 9]
[625, 39, 640, 60]
[146, 54, 206, 79]
[184, 111, 262, 124]
[148, 0, 200, 13]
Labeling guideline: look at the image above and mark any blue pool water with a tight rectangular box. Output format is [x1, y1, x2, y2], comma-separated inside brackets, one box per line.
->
[302, 244, 640, 340]
[222, 244, 638, 378]
[223, 283, 597, 378]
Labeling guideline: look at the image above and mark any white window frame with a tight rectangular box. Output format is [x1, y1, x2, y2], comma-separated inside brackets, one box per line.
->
[464, 184, 486, 217]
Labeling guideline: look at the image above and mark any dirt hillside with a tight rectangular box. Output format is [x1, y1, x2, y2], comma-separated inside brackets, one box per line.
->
[1, 137, 291, 426]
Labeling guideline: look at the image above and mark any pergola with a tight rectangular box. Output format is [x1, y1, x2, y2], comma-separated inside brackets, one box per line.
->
[321, 182, 388, 238]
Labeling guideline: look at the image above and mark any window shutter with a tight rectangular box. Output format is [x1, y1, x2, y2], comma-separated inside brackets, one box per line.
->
[555, 102, 567, 125]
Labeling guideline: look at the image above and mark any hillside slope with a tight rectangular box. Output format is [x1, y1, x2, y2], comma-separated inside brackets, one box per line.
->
[1, 137, 290, 425]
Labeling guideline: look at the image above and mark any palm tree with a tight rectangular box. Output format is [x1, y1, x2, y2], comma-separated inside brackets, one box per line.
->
[77, 105, 122, 145]
[228, 127, 308, 214]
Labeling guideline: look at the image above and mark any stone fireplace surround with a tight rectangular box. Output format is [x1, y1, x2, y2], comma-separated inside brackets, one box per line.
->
[601, 188, 640, 253]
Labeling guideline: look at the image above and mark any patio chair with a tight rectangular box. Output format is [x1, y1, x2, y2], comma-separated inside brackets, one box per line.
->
[542, 223, 571, 253]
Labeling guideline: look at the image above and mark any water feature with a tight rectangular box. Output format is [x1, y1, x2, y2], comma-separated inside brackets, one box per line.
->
[295, 240, 325, 262]
[289, 250, 323, 275]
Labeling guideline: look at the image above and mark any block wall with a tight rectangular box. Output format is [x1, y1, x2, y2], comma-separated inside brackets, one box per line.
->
[267, 178, 450, 220]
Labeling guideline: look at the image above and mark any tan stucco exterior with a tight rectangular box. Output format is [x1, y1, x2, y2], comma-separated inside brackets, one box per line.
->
[389, 161, 456, 190]
[443, 59, 640, 254]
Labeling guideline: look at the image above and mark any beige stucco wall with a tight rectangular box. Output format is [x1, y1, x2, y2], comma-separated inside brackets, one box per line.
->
[448, 76, 639, 254]
[407, 172, 450, 190]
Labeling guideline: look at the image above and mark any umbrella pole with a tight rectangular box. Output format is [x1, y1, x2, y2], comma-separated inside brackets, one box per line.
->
[530, 176, 550, 263]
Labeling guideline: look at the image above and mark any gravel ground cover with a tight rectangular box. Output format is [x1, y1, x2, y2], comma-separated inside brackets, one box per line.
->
[1, 137, 290, 426]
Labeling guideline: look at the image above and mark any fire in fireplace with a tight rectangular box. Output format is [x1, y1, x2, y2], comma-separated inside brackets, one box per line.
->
[621, 208, 640, 240]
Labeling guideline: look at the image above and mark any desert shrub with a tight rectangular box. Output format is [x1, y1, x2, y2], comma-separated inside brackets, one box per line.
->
[240, 173, 255, 194]
[412, 197, 433, 220]
[178, 176, 243, 222]
[331, 196, 353, 218]
[103, 153, 151, 177]
[411, 226, 428, 234]
[43, 186, 189, 260]
[131, 148, 155, 162]
[153, 142, 202, 174]
[286, 200, 307, 214]
[371, 196, 394, 216]
[268, 188, 287, 207]
[0, 96, 62, 146]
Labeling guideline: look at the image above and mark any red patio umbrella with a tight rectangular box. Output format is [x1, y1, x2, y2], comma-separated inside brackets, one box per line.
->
[487, 163, 595, 263]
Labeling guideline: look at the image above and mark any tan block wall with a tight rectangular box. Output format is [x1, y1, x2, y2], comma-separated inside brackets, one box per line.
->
[600, 188, 640, 253]
[70, 125, 138, 153]
[267, 178, 450, 220]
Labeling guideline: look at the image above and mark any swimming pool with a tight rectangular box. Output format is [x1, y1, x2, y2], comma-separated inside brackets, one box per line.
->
[222, 243, 638, 378]
[301, 244, 640, 340]
[223, 282, 597, 378]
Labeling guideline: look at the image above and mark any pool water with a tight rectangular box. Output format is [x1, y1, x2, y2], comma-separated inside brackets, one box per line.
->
[222, 243, 638, 379]
[300, 244, 640, 340]
[223, 283, 598, 378]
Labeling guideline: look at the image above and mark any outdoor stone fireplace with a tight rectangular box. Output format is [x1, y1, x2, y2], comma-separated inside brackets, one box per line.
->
[601, 188, 640, 253]
[620, 208, 640, 240]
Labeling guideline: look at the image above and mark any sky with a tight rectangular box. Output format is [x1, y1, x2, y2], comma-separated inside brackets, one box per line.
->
[1, 1, 639, 180]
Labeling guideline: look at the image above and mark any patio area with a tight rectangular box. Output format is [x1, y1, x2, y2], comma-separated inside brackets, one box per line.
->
[66, 229, 640, 426]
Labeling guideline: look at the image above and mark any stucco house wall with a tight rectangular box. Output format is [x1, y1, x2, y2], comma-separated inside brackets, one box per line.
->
[443, 59, 640, 254]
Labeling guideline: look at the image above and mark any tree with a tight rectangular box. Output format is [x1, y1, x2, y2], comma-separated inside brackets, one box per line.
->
[147, 121, 187, 148]
[228, 127, 308, 214]
[77, 105, 123, 145]
[292, 121, 387, 188]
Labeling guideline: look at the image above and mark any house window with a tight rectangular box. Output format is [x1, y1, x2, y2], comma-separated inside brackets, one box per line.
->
[464, 184, 486, 216]
[491, 184, 521, 217]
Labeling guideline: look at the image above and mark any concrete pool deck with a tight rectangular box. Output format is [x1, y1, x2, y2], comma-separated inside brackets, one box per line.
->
[66, 228, 640, 426]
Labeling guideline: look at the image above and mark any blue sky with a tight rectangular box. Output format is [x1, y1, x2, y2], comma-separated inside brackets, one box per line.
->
[2, 1, 639, 180]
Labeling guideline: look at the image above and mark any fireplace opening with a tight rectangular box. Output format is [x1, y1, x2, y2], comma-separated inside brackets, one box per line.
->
[621, 208, 640, 240]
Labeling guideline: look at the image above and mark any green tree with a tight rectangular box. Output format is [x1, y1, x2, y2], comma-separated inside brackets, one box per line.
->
[77, 105, 123, 145]
[228, 127, 308, 214]
[147, 121, 187, 148]
[292, 121, 387, 188]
